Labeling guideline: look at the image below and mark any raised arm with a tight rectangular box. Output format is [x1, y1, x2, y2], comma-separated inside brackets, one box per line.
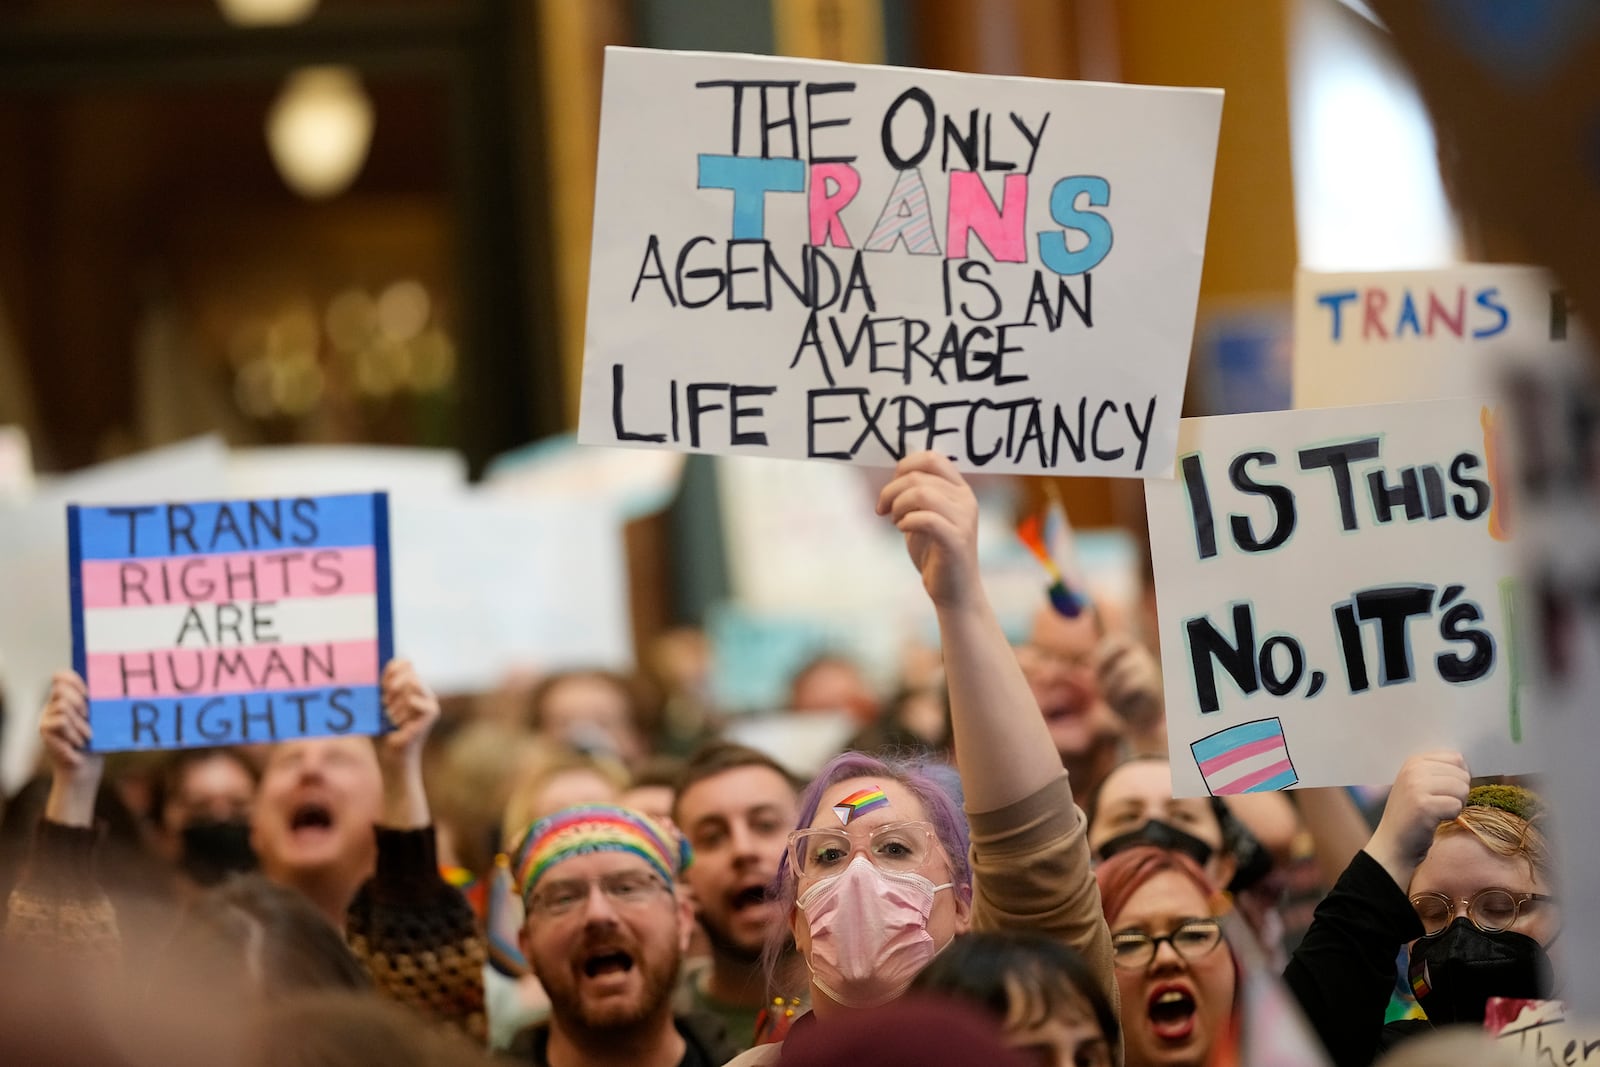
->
[876, 452, 1063, 812]
[1285, 752, 1468, 1067]
[2, 671, 120, 963]
[878, 453, 1116, 1008]
[1362, 751, 1469, 890]
[345, 659, 487, 1042]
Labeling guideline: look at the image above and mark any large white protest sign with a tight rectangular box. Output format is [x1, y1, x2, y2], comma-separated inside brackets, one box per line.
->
[224, 445, 633, 694]
[579, 47, 1222, 477]
[1293, 265, 1573, 408]
[1146, 398, 1532, 796]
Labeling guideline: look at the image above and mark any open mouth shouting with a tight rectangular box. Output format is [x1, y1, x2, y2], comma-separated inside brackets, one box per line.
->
[728, 880, 772, 915]
[1147, 982, 1198, 1042]
[288, 799, 335, 838]
[580, 947, 636, 988]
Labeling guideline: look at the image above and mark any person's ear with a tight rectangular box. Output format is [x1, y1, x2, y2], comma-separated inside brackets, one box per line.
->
[675, 888, 695, 953]
[682, 881, 704, 919]
[518, 923, 539, 979]
[1209, 853, 1238, 893]
[953, 886, 973, 936]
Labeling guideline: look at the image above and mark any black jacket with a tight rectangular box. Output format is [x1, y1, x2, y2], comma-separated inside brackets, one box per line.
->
[1283, 849, 1432, 1067]
[509, 1011, 739, 1067]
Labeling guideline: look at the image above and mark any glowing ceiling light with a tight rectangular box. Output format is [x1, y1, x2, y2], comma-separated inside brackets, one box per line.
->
[265, 66, 375, 200]
[216, 0, 319, 26]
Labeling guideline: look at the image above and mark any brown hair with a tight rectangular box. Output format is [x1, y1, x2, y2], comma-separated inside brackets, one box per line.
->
[526, 669, 645, 731]
[500, 746, 629, 847]
[670, 741, 799, 824]
[151, 747, 260, 822]
[163, 874, 371, 1000]
[1094, 844, 1223, 925]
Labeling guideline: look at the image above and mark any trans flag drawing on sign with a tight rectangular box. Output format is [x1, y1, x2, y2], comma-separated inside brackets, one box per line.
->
[1191, 718, 1298, 795]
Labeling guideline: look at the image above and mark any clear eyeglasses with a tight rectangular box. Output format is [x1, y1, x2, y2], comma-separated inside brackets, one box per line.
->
[1111, 918, 1224, 970]
[526, 871, 669, 918]
[786, 820, 940, 878]
[1409, 888, 1556, 937]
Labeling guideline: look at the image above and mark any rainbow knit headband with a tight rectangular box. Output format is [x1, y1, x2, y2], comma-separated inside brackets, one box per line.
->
[512, 804, 691, 902]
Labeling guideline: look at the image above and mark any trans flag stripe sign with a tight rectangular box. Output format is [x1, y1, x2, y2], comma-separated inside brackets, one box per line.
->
[1190, 717, 1298, 795]
[67, 492, 393, 752]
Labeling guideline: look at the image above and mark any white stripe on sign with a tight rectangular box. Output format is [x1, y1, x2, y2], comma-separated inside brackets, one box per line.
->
[1205, 747, 1287, 788]
[83, 595, 379, 654]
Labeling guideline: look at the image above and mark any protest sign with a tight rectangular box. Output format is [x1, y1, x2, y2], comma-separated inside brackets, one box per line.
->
[0, 437, 230, 789]
[67, 492, 392, 752]
[1145, 398, 1532, 796]
[388, 494, 631, 694]
[1293, 266, 1573, 409]
[225, 445, 631, 693]
[0, 426, 31, 501]
[1488, 999, 1600, 1064]
[1370, 0, 1600, 365]
[579, 47, 1222, 477]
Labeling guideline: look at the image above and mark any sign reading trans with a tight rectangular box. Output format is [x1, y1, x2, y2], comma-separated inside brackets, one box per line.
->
[67, 493, 393, 752]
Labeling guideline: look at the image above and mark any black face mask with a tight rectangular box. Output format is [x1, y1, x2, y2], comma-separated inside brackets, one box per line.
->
[179, 819, 258, 887]
[1098, 818, 1215, 869]
[1408, 918, 1553, 1025]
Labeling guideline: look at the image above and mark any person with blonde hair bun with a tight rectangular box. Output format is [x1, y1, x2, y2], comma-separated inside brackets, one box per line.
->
[1286, 753, 1557, 1067]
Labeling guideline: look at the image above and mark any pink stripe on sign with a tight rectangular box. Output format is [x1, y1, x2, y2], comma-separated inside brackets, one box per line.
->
[86, 640, 379, 700]
[1214, 759, 1294, 796]
[80, 547, 376, 609]
[1197, 736, 1286, 777]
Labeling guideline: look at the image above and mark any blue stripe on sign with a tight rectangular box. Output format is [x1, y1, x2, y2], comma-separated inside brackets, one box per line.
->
[75, 494, 381, 559]
[68, 505, 87, 679]
[87, 685, 382, 752]
[372, 492, 393, 671]
[1245, 767, 1300, 793]
[1190, 717, 1285, 763]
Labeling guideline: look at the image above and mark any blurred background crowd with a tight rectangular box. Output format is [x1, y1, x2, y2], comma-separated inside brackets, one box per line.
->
[0, 2, 1579, 1067]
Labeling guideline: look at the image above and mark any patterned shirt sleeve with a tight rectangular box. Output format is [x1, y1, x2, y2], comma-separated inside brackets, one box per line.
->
[2, 820, 121, 966]
[345, 825, 487, 1043]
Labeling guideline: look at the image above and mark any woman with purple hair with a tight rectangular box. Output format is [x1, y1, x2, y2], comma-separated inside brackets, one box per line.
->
[726, 452, 1116, 1066]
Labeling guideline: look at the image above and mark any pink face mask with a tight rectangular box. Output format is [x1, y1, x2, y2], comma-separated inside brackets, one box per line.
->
[796, 854, 953, 1008]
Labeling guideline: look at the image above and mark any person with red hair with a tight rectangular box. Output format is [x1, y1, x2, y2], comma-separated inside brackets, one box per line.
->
[1097, 846, 1237, 1067]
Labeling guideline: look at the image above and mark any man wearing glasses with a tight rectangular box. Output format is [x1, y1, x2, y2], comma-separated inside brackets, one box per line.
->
[507, 804, 739, 1067]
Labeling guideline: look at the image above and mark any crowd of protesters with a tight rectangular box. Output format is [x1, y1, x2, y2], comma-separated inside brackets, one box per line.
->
[0, 453, 1557, 1067]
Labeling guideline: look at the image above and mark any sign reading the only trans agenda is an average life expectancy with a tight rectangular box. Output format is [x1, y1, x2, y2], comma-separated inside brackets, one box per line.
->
[68, 493, 393, 752]
[579, 47, 1223, 478]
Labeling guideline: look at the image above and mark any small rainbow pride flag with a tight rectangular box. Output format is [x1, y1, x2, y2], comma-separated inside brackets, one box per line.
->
[1191, 718, 1298, 795]
[1016, 500, 1088, 619]
[833, 786, 889, 825]
[1409, 964, 1431, 1000]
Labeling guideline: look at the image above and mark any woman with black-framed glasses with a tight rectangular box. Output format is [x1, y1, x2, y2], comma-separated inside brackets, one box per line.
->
[1285, 752, 1557, 1067]
[1095, 847, 1237, 1067]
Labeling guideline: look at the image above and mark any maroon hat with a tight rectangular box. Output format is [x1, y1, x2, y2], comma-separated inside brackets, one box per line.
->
[778, 996, 1032, 1067]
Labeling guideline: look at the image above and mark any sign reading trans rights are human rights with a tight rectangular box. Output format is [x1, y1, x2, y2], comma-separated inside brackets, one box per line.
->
[68, 493, 393, 752]
[578, 47, 1223, 478]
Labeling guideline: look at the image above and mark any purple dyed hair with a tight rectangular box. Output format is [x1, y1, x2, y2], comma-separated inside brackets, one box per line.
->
[762, 750, 973, 992]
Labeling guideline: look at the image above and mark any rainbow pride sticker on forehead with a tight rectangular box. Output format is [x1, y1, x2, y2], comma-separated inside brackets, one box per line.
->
[832, 786, 889, 825]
